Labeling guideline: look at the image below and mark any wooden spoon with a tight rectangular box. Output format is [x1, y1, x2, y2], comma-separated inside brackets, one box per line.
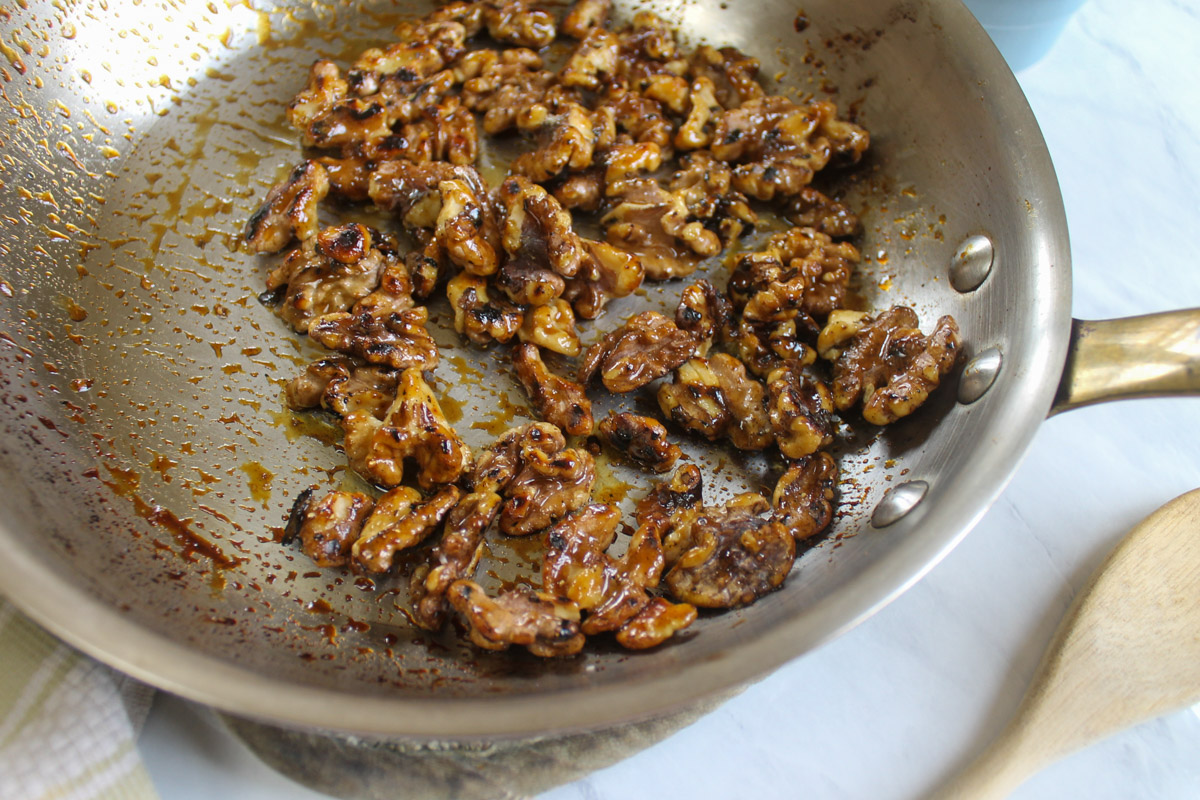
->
[930, 488, 1200, 800]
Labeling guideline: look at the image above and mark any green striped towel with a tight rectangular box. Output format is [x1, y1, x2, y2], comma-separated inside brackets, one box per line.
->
[0, 598, 159, 800]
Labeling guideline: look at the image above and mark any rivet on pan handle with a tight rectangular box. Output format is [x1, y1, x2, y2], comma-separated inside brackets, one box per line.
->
[1050, 310, 1200, 415]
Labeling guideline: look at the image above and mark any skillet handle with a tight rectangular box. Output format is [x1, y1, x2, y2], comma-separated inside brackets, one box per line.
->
[1050, 310, 1200, 415]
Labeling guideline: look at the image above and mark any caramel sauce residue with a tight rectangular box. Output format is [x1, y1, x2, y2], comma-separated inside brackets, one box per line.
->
[240, 460, 274, 506]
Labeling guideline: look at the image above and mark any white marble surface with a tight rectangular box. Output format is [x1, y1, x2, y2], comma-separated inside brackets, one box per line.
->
[139, 0, 1200, 797]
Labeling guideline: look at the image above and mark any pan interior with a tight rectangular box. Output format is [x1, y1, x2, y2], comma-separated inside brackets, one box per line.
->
[0, 0, 1069, 736]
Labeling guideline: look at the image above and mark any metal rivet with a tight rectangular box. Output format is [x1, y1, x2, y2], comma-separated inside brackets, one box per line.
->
[949, 234, 994, 292]
[958, 346, 1003, 404]
[871, 480, 929, 528]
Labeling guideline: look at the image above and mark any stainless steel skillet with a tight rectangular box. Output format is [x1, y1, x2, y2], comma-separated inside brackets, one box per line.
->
[0, 0, 1195, 747]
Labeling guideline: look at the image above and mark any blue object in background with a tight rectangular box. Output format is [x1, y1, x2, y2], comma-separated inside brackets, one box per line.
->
[962, 0, 1089, 70]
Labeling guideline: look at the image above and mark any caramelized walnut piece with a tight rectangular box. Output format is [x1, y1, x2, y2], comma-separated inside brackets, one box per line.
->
[597, 412, 681, 474]
[657, 358, 730, 441]
[310, 306, 440, 371]
[772, 452, 838, 541]
[688, 45, 764, 108]
[729, 227, 861, 321]
[518, 298, 582, 356]
[497, 176, 586, 281]
[675, 278, 732, 347]
[674, 77, 722, 151]
[827, 307, 962, 425]
[244, 161, 330, 254]
[766, 363, 835, 460]
[265, 224, 388, 333]
[563, 239, 645, 320]
[368, 160, 489, 238]
[664, 493, 796, 608]
[353, 485, 461, 573]
[411, 489, 501, 630]
[732, 316, 819, 379]
[711, 96, 869, 200]
[784, 186, 862, 238]
[499, 446, 595, 536]
[559, 28, 619, 91]
[667, 151, 757, 247]
[461, 48, 554, 135]
[446, 273, 524, 346]
[562, 0, 611, 38]
[635, 463, 704, 568]
[511, 103, 596, 183]
[448, 580, 585, 657]
[471, 422, 567, 495]
[594, 87, 674, 150]
[579, 311, 700, 393]
[287, 61, 349, 133]
[513, 344, 593, 436]
[615, 597, 697, 650]
[436, 178, 501, 276]
[285, 489, 373, 568]
[341, 367, 471, 489]
[285, 357, 399, 419]
[482, 1, 558, 48]
[708, 353, 773, 450]
[602, 178, 717, 280]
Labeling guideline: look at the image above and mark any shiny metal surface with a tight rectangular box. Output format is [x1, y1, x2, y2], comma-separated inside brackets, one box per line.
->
[949, 234, 997, 293]
[958, 347, 1004, 404]
[0, 0, 1074, 737]
[1052, 311, 1200, 414]
[870, 480, 931, 529]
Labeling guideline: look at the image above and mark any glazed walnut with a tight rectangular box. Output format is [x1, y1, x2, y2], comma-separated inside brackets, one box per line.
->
[772, 452, 838, 541]
[562, 0, 611, 39]
[341, 367, 471, 489]
[460, 48, 555, 135]
[825, 306, 962, 425]
[658, 355, 771, 451]
[499, 446, 596, 536]
[513, 343, 594, 436]
[664, 493, 796, 608]
[563, 239, 645, 320]
[411, 489, 501, 630]
[244, 161, 330, 254]
[285, 357, 399, 419]
[602, 178, 721, 280]
[675, 278, 733, 347]
[435, 178, 501, 276]
[518, 298, 583, 357]
[597, 412, 681, 474]
[511, 103, 597, 184]
[264, 223, 388, 333]
[766, 363, 835, 460]
[447, 580, 585, 657]
[446, 272, 524, 346]
[283, 488, 372, 569]
[729, 227, 861, 321]
[352, 485, 460, 573]
[497, 176, 586, 281]
[471, 422, 567, 495]
[309, 306, 440, 371]
[578, 311, 700, 393]
[784, 186, 861, 238]
[711, 96, 870, 200]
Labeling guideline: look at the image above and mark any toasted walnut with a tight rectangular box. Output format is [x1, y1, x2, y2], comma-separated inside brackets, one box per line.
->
[513, 344, 593, 436]
[560, 28, 619, 91]
[594, 87, 674, 149]
[618, 11, 680, 63]
[494, 261, 566, 307]
[562, 0, 611, 38]
[518, 298, 582, 356]
[482, 1, 557, 48]
[511, 103, 596, 183]
[284, 488, 373, 569]
[264, 224, 388, 333]
[601, 143, 664, 198]
[784, 186, 861, 238]
[817, 309, 870, 360]
[729, 227, 861, 320]
[579, 311, 700, 393]
[828, 307, 962, 425]
[411, 489, 500, 630]
[497, 176, 587, 281]
[448, 580, 585, 657]
[499, 446, 595, 536]
[711, 96, 870, 200]
[675, 77, 722, 151]
[341, 367, 471, 489]
[446, 273, 524, 347]
[287, 61, 349, 133]
[461, 48, 555, 135]
[688, 45, 764, 108]
[471, 422, 567, 495]
[636, 464, 704, 567]
[552, 168, 604, 211]
[245, 161, 330, 254]
[436, 178, 501, 276]
[425, 1, 485, 37]
[563, 238, 645, 319]
[667, 151, 757, 247]
[373, 96, 478, 166]
[597, 412, 681, 474]
[285, 357, 399, 419]
[664, 493, 796, 608]
[310, 306, 440, 371]
[353, 485, 461, 573]
[615, 597, 697, 650]
[315, 156, 374, 202]
[349, 255, 416, 320]
[772, 452, 837, 541]
[602, 178, 716, 280]
[767, 363, 835, 459]
[675, 278, 732, 346]
[732, 316, 819, 379]
[708, 353, 773, 450]
[657, 358, 730, 441]
[405, 240, 444, 300]
[543, 503, 655, 636]
[367, 159, 459, 232]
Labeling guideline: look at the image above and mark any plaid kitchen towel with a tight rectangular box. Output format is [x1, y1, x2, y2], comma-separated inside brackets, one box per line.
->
[0, 598, 159, 800]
